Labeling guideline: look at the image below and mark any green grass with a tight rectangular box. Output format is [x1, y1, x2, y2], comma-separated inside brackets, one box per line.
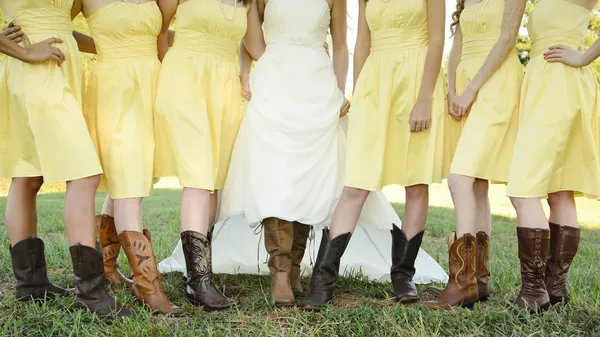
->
[0, 187, 599, 336]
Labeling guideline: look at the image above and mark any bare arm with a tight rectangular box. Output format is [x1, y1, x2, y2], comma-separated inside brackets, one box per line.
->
[239, 41, 253, 100]
[0, 35, 65, 65]
[243, 0, 266, 60]
[545, 38, 600, 67]
[157, 0, 178, 61]
[447, 27, 463, 96]
[353, 0, 370, 89]
[416, 0, 445, 102]
[72, 31, 96, 53]
[330, 0, 348, 93]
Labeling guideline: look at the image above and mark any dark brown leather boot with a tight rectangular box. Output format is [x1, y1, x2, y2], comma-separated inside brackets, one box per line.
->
[96, 215, 127, 286]
[545, 223, 580, 305]
[424, 233, 478, 309]
[263, 218, 295, 307]
[511, 227, 551, 313]
[181, 230, 237, 311]
[390, 225, 423, 304]
[70, 244, 132, 318]
[10, 237, 71, 301]
[302, 228, 352, 311]
[291, 222, 311, 297]
[476, 231, 490, 301]
[119, 230, 183, 315]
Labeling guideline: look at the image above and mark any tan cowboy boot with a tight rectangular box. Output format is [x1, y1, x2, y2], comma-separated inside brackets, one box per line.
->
[263, 218, 295, 307]
[96, 215, 127, 286]
[290, 222, 310, 296]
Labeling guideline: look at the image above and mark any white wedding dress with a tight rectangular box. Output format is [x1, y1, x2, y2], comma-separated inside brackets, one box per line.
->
[159, 0, 448, 284]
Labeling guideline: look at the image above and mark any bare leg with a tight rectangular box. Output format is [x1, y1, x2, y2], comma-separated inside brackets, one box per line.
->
[328, 186, 370, 239]
[113, 198, 144, 233]
[547, 191, 578, 228]
[101, 194, 114, 217]
[6, 177, 44, 245]
[180, 187, 211, 235]
[208, 191, 218, 231]
[64, 175, 101, 248]
[402, 184, 429, 239]
[448, 174, 478, 237]
[510, 197, 549, 229]
[473, 178, 491, 235]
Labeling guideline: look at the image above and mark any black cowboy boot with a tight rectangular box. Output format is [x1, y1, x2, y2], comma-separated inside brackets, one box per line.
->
[181, 230, 238, 311]
[70, 244, 133, 318]
[390, 226, 423, 304]
[10, 237, 71, 301]
[302, 228, 352, 310]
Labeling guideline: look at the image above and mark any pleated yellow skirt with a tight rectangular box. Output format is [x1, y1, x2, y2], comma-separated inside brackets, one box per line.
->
[0, 18, 102, 182]
[449, 53, 522, 183]
[345, 48, 447, 190]
[507, 56, 600, 199]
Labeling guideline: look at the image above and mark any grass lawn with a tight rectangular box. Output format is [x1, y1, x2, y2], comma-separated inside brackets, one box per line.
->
[0, 182, 599, 336]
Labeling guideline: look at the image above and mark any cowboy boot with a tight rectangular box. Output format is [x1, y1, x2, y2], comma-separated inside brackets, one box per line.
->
[290, 222, 311, 297]
[545, 223, 580, 305]
[511, 227, 551, 313]
[70, 244, 132, 318]
[390, 225, 423, 304]
[263, 218, 295, 307]
[181, 230, 237, 311]
[119, 229, 183, 315]
[476, 231, 490, 301]
[302, 228, 352, 311]
[10, 237, 71, 301]
[96, 215, 127, 286]
[424, 233, 478, 309]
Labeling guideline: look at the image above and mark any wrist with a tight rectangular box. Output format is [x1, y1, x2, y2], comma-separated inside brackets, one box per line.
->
[416, 94, 433, 103]
[464, 84, 478, 95]
[16, 45, 29, 62]
[581, 52, 592, 67]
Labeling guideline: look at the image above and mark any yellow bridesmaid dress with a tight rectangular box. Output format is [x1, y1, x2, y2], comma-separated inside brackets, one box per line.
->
[449, 0, 522, 183]
[507, 0, 600, 199]
[0, 0, 102, 182]
[345, 0, 447, 190]
[154, 0, 247, 191]
[84, 2, 162, 199]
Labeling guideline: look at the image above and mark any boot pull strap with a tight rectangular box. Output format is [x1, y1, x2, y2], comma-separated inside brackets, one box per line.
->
[309, 226, 315, 267]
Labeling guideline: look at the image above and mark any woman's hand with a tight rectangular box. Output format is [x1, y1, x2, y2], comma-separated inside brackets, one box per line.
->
[408, 99, 431, 132]
[2, 22, 24, 44]
[22, 36, 65, 66]
[452, 87, 476, 117]
[240, 74, 251, 101]
[447, 91, 462, 121]
[544, 45, 586, 67]
[340, 97, 350, 117]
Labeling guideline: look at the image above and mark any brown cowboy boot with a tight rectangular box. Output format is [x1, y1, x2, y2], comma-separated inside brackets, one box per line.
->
[96, 215, 127, 286]
[424, 233, 478, 309]
[390, 225, 423, 304]
[510, 227, 551, 313]
[10, 237, 71, 301]
[181, 230, 238, 311]
[545, 223, 580, 305]
[290, 222, 310, 297]
[476, 231, 490, 301]
[70, 244, 133, 318]
[119, 229, 183, 315]
[263, 218, 295, 307]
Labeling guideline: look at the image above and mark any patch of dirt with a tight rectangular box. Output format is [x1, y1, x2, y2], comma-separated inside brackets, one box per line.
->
[332, 293, 361, 309]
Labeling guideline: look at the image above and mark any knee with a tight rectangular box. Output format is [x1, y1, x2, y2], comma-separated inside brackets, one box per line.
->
[405, 184, 428, 201]
[342, 187, 370, 204]
[69, 174, 101, 192]
[473, 179, 489, 199]
[11, 177, 44, 194]
[547, 191, 575, 210]
[447, 174, 474, 194]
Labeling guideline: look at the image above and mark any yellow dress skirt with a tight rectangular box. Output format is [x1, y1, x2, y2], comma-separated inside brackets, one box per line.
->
[345, 27, 447, 191]
[449, 52, 522, 183]
[154, 1, 247, 191]
[83, 2, 162, 199]
[0, 7, 102, 182]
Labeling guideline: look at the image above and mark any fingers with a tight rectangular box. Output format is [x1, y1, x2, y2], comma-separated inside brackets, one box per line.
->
[50, 47, 65, 66]
[41, 37, 64, 45]
[547, 44, 566, 51]
[23, 35, 31, 47]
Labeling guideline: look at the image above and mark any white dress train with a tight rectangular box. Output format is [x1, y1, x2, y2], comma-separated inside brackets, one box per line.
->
[159, 0, 448, 284]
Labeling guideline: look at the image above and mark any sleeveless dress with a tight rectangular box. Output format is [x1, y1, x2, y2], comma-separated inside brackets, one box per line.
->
[346, 0, 447, 190]
[158, 0, 448, 286]
[83, 2, 162, 199]
[154, 0, 246, 191]
[449, 0, 522, 183]
[0, 0, 102, 182]
[507, 0, 600, 198]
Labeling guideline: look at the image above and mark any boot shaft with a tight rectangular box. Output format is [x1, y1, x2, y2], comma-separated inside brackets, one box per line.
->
[118, 230, 160, 292]
[292, 223, 311, 268]
[545, 223, 581, 301]
[448, 233, 477, 289]
[97, 215, 119, 247]
[311, 229, 352, 285]
[69, 244, 107, 295]
[181, 231, 212, 284]
[390, 226, 423, 276]
[475, 232, 490, 297]
[11, 237, 49, 285]
[263, 218, 294, 273]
